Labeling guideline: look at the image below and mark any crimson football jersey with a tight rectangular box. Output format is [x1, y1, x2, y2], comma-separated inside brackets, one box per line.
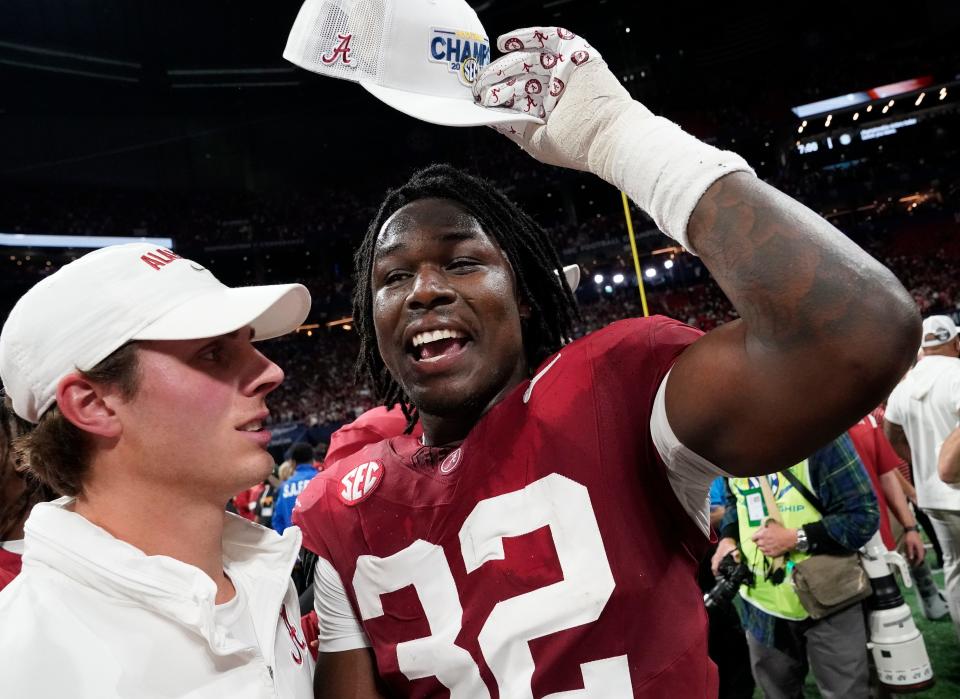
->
[294, 317, 716, 698]
[324, 405, 423, 466]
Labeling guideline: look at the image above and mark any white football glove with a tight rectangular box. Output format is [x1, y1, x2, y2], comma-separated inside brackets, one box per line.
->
[474, 26, 754, 252]
[473, 27, 643, 173]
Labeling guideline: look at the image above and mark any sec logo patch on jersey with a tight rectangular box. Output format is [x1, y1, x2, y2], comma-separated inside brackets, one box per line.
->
[338, 460, 384, 506]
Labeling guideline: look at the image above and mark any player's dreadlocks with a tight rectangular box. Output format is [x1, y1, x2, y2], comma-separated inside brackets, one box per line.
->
[353, 163, 580, 429]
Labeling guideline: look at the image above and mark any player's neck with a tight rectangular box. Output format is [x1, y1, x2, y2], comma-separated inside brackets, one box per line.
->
[418, 413, 473, 447]
[73, 468, 235, 602]
[419, 367, 528, 446]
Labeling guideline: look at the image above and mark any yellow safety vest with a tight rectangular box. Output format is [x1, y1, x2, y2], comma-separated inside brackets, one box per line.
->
[729, 460, 822, 620]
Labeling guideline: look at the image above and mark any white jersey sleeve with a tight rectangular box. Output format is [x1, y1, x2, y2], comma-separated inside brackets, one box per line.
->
[313, 556, 370, 652]
[650, 370, 731, 536]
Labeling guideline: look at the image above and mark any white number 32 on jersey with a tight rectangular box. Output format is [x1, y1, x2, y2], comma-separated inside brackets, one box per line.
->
[352, 473, 632, 698]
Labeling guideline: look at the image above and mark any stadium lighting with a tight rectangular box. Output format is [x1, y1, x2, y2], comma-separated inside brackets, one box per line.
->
[888, 99, 895, 107]
[343, 324, 352, 331]
[644, 268, 656, 279]
[625, 27, 631, 33]
[797, 125, 804, 134]
[664, 259, 674, 269]
[613, 273, 625, 284]
[604, 285, 613, 293]
[801, 120, 808, 127]
[853, 112, 859, 121]
[866, 104, 873, 112]
[825, 114, 832, 127]
[882, 105, 889, 114]
[940, 87, 947, 100]
[594, 273, 604, 284]
[915, 92, 925, 106]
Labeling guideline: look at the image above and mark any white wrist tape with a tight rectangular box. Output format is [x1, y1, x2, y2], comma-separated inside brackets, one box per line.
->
[588, 104, 755, 254]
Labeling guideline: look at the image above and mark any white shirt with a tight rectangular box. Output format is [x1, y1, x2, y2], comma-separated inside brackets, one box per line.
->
[886, 354, 960, 511]
[0, 498, 315, 699]
[214, 575, 260, 653]
[312, 370, 728, 652]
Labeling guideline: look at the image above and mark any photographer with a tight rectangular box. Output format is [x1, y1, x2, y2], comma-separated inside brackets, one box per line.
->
[711, 434, 879, 699]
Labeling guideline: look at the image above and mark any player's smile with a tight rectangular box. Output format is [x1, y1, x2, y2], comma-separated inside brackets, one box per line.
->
[403, 319, 473, 373]
[371, 197, 528, 437]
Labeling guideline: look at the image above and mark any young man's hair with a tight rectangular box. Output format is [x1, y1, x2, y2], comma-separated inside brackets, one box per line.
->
[14, 343, 141, 497]
[0, 398, 55, 539]
[289, 441, 315, 465]
[353, 163, 579, 428]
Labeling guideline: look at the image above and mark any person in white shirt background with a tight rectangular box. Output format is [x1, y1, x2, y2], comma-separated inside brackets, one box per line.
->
[0, 243, 316, 699]
[885, 314, 960, 640]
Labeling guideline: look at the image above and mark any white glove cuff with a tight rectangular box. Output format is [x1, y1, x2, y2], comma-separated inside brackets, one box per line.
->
[589, 105, 755, 255]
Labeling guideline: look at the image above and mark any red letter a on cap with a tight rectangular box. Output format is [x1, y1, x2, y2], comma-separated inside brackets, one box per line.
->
[321, 34, 353, 65]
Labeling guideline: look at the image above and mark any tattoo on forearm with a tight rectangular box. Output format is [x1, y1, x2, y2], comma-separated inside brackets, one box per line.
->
[688, 172, 908, 351]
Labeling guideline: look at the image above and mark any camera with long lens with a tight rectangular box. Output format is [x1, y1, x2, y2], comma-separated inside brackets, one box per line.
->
[860, 531, 935, 692]
[704, 551, 755, 609]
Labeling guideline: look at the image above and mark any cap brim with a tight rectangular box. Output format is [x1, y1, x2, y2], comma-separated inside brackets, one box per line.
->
[361, 81, 544, 128]
[132, 284, 311, 342]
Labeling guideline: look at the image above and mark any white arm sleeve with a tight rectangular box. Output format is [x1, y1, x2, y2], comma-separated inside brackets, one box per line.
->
[650, 370, 732, 536]
[313, 556, 371, 652]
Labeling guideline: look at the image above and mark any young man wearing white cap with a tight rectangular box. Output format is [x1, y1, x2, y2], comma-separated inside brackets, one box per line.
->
[885, 314, 960, 639]
[0, 244, 316, 698]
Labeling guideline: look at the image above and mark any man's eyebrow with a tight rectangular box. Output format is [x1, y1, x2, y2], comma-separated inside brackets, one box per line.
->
[373, 229, 482, 261]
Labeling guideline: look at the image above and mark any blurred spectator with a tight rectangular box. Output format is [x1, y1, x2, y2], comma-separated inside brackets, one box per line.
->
[278, 458, 296, 483]
[272, 443, 319, 534]
[885, 315, 960, 639]
[232, 482, 265, 523]
[849, 412, 949, 620]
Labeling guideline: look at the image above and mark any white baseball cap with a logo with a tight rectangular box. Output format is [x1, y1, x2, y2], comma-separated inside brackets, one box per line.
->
[0, 243, 311, 423]
[921, 315, 959, 348]
[283, 0, 541, 127]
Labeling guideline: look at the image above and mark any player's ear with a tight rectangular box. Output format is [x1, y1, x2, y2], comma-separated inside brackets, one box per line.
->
[56, 373, 123, 439]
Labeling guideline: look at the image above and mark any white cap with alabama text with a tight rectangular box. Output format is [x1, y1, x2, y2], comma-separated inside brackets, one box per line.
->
[0, 243, 310, 423]
[283, 0, 541, 127]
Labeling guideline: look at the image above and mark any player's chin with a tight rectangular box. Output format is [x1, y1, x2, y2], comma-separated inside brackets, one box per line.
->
[405, 376, 485, 417]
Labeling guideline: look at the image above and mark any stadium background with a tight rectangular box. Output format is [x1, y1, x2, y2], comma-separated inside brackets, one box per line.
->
[1, 1, 959, 693]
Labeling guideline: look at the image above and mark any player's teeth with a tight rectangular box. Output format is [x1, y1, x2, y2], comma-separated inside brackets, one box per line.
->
[412, 329, 466, 348]
[241, 421, 262, 432]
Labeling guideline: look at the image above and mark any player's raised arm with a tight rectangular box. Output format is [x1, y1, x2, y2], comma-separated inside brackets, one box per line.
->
[476, 28, 920, 475]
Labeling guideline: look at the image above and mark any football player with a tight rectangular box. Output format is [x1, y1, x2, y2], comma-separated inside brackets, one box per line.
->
[294, 27, 920, 699]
